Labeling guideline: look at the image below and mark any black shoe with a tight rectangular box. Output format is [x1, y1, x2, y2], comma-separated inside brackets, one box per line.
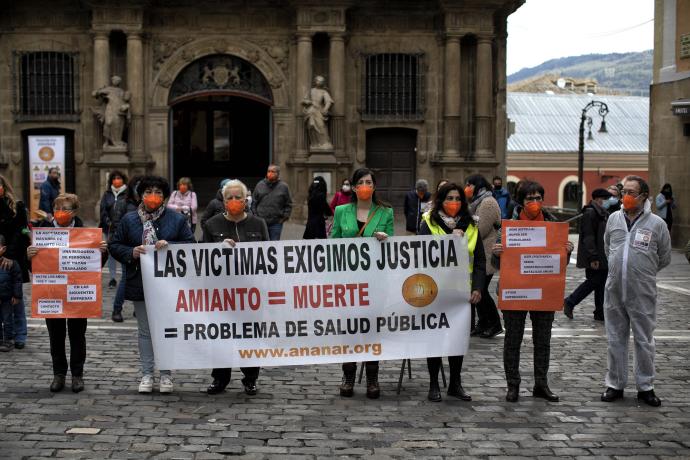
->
[111, 311, 123, 323]
[506, 386, 519, 402]
[242, 378, 257, 396]
[601, 387, 624, 402]
[206, 379, 227, 395]
[14, 342, 25, 349]
[479, 325, 503, 339]
[470, 328, 482, 337]
[109, 279, 117, 288]
[533, 385, 559, 402]
[50, 375, 66, 392]
[563, 300, 574, 319]
[447, 381, 472, 401]
[72, 376, 84, 393]
[340, 373, 355, 397]
[428, 382, 442, 402]
[593, 313, 605, 322]
[637, 390, 661, 407]
[366, 381, 380, 399]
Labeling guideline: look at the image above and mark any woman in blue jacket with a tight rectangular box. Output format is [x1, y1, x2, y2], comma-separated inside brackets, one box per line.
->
[109, 176, 195, 394]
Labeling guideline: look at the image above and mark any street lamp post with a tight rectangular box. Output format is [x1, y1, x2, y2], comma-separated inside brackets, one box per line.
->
[577, 101, 609, 208]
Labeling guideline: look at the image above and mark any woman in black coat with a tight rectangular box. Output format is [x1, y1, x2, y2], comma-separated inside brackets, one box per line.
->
[303, 176, 332, 239]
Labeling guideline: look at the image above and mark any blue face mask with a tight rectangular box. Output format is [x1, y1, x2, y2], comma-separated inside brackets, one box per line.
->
[602, 196, 618, 209]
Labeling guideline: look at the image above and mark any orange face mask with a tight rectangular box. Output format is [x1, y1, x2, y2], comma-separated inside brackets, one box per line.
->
[443, 201, 461, 217]
[267, 172, 278, 182]
[622, 194, 639, 210]
[524, 201, 542, 219]
[355, 185, 374, 201]
[112, 178, 124, 188]
[178, 184, 189, 194]
[54, 210, 73, 226]
[225, 199, 245, 215]
[464, 186, 474, 199]
[143, 195, 164, 210]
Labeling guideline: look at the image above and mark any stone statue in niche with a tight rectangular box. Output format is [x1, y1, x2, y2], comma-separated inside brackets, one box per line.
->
[302, 75, 334, 152]
[92, 75, 131, 150]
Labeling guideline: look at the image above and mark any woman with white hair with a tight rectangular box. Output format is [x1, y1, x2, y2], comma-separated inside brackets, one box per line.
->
[203, 179, 269, 397]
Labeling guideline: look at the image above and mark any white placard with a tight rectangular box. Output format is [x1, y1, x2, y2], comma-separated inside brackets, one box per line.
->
[33, 274, 68, 285]
[520, 254, 561, 275]
[502, 289, 543, 301]
[67, 284, 98, 302]
[140, 235, 472, 370]
[505, 226, 547, 248]
[32, 229, 70, 248]
[38, 299, 63, 315]
[59, 249, 101, 272]
[28, 135, 66, 218]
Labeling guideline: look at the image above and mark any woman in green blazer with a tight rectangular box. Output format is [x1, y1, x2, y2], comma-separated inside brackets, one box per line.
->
[330, 168, 394, 399]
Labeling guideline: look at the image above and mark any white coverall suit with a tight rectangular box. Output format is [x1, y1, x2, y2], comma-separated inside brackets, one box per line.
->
[603, 199, 672, 391]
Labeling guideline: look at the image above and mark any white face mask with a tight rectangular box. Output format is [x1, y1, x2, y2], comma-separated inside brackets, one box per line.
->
[246, 196, 252, 208]
[342, 185, 351, 193]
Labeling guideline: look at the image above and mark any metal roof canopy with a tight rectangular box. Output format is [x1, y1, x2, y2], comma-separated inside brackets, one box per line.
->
[507, 92, 649, 154]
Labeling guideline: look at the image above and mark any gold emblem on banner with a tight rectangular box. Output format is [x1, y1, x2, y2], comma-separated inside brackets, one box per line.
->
[38, 146, 55, 162]
[401, 274, 438, 308]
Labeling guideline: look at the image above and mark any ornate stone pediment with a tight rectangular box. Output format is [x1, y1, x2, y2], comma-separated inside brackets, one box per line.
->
[152, 36, 194, 71]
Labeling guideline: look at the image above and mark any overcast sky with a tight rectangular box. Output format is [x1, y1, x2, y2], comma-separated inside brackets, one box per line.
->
[507, 0, 654, 75]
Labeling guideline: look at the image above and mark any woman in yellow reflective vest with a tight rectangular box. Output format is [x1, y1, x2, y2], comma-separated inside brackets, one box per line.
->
[418, 182, 485, 402]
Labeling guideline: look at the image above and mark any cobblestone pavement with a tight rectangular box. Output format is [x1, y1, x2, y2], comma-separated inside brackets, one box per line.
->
[1, 228, 689, 459]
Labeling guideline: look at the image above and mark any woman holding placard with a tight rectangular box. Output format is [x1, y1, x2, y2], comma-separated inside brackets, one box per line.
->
[492, 181, 574, 403]
[109, 176, 195, 394]
[418, 182, 485, 402]
[330, 168, 394, 399]
[27, 193, 109, 393]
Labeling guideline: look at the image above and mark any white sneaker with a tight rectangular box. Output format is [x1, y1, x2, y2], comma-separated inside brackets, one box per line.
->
[138, 375, 153, 393]
[159, 375, 173, 393]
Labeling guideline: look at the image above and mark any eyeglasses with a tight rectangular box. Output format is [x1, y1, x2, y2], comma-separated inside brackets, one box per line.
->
[524, 196, 543, 202]
[621, 190, 641, 197]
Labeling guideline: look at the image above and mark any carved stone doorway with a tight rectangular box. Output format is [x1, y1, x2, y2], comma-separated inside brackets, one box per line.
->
[365, 128, 417, 210]
[171, 96, 271, 207]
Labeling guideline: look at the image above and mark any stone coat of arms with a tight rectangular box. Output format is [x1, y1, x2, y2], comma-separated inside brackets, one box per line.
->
[202, 64, 241, 88]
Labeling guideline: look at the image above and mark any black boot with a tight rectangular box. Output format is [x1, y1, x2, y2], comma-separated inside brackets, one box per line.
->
[506, 385, 519, 402]
[340, 363, 356, 397]
[447, 379, 472, 401]
[365, 362, 380, 399]
[50, 375, 65, 392]
[428, 380, 442, 402]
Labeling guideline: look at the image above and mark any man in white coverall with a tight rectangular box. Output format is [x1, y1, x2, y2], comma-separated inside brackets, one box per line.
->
[601, 176, 671, 407]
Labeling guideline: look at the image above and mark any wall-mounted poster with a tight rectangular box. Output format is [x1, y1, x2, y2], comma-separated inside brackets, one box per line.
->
[28, 135, 65, 220]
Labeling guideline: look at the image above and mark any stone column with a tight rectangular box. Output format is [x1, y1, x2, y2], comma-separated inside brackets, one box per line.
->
[295, 32, 313, 158]
[443, 34, 461, 158]
[475, 35, 494, 158]
[92, 31, 110, 90]
[328, 33, 346, 154]
[127, 31, 144, 161]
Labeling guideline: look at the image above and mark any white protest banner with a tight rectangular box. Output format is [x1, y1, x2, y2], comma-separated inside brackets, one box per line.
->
[28, 135, 65, 220]
[140, 235, 471, 370]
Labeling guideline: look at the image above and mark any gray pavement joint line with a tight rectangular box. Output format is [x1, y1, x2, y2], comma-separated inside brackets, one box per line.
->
[656, 282, 690, 296]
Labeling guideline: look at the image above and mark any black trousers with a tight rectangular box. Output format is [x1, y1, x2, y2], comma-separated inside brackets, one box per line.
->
[475, 273, 501, 331]
[45, 318, 87, 377]
[343, 361, 378, 380]
[565, 268, 608, 316]
[427, 355, 463, 384]
[211, 367, 260, 386]
[502, 310, 554, 388]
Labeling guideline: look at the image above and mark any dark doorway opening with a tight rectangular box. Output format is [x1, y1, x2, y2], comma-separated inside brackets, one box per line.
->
[171, 95, 271, 206]
[365, 128, 417, 210]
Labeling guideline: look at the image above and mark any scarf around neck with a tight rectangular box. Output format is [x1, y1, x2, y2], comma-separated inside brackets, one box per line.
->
[137, 203, 165, 245]
[438, 210, 460, 230]
[469, 188, 493, 213]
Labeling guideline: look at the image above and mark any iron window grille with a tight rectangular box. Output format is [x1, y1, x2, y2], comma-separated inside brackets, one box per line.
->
[362, 53, 424, 121]
[12, 51, 80, 122]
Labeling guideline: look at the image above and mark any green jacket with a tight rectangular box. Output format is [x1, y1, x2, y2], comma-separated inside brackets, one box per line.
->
[330, 203, 394, 238]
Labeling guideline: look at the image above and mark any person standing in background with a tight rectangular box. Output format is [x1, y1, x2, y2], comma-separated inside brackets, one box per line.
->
[39, 168, 61, 218]
[251, 165, 292, 241]
[99, 171, 128, 289]
[167, 177, 198, 233]
[654, 183, 675, 232]
[404, 179, 431, 235]
[330, 179, 353, 213]
[606, 185, 621, 213]
[303, 176, 332, 239]
[492, 176, 512, 220]
[201, 178, 231, 232]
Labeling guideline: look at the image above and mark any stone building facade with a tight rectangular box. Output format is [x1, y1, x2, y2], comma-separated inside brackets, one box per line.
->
[650, 0, 690, 247]
[0, 0, 523, 221]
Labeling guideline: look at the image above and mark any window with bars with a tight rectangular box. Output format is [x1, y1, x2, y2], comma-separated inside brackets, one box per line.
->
[12, 51, 80, 122]
[362, 53, 424, 121]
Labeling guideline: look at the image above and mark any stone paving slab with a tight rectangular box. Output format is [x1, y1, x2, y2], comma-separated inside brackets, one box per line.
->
[1, 235, 689, 459]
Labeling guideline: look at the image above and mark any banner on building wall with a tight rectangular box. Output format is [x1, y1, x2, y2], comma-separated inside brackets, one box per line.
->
[498, 220, 569, 311]
[31, 228, 103, 319]
[140, 235, 472, 370]
[28, 135, 66, 220]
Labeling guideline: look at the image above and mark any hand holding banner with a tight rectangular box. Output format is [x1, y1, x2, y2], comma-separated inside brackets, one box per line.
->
[498, 220, 569, 311]
[31, 228, 103, 318]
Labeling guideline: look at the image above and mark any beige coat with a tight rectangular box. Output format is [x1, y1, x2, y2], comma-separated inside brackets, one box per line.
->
[473, 196, 502, 275]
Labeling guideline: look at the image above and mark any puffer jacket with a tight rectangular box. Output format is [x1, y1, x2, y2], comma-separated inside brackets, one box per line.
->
[109, 208, 195, 301]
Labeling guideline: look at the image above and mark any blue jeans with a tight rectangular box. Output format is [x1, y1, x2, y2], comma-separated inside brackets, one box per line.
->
[0, 299, 14, 343]
[267, 223, 283, 241]
[133, 300, 170, 377]
[13, 293, 27, 343]
[112, 266, 126, 313]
